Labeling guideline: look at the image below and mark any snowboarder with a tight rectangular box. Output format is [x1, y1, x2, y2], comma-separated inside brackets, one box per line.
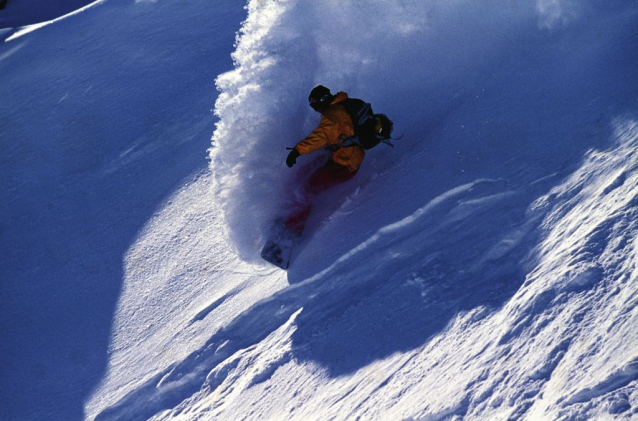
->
[261, 84, 392, 269]
[284, 85, 364, 233]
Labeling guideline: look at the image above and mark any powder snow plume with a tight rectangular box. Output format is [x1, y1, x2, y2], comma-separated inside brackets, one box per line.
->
[208, 0, 542, 260]
[208, 0, 638, 261]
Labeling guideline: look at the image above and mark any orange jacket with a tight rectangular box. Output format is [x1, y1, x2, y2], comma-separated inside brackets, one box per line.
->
[294, 92, 365, 172]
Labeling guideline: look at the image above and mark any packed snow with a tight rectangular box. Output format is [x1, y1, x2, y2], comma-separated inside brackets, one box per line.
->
[1, 0, 637, 420]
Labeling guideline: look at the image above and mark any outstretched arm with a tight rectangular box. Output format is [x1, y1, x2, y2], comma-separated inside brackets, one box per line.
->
[295, 117, 336, 155]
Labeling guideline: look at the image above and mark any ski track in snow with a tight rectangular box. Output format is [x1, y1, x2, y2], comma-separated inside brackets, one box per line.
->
[4, 0, 105, 42]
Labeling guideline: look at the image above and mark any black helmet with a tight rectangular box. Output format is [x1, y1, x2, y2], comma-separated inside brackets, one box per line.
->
[308, 85, 332, 111]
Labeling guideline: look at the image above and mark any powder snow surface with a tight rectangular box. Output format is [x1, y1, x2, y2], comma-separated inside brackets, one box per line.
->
[1, 0, 638, 420]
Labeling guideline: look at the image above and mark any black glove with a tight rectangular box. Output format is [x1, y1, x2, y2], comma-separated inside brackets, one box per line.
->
[286, 148, 300, 168]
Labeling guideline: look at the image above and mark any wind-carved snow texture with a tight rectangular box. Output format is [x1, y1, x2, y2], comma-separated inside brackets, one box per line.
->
[82, 0, 638, 420]
[499, 119, 638, 420]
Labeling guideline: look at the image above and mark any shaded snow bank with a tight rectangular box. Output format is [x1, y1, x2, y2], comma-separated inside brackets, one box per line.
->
[0, 0, 245, 419]
[210, 0, 638, 261]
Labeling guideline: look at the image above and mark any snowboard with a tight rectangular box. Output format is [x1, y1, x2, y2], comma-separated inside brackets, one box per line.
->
[260, 219, 301, 269]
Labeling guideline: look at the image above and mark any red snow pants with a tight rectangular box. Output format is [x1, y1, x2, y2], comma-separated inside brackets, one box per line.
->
[285, 159, 358, 233]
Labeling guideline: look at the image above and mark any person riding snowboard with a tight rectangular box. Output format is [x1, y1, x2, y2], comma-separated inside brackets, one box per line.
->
[284, 85, 365, 233]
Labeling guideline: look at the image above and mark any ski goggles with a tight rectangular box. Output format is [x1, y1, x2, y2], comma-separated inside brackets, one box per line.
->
[309, 94, 329, 110]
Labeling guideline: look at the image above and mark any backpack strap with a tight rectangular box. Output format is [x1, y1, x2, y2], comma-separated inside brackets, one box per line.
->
[340, 135, 363, 149]
[337, 134, 395, 149]
[352, 102, 374, 126]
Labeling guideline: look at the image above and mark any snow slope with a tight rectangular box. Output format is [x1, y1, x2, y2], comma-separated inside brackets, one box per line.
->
[2, 0, 638, 420]
[0, 0, 244, 420]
